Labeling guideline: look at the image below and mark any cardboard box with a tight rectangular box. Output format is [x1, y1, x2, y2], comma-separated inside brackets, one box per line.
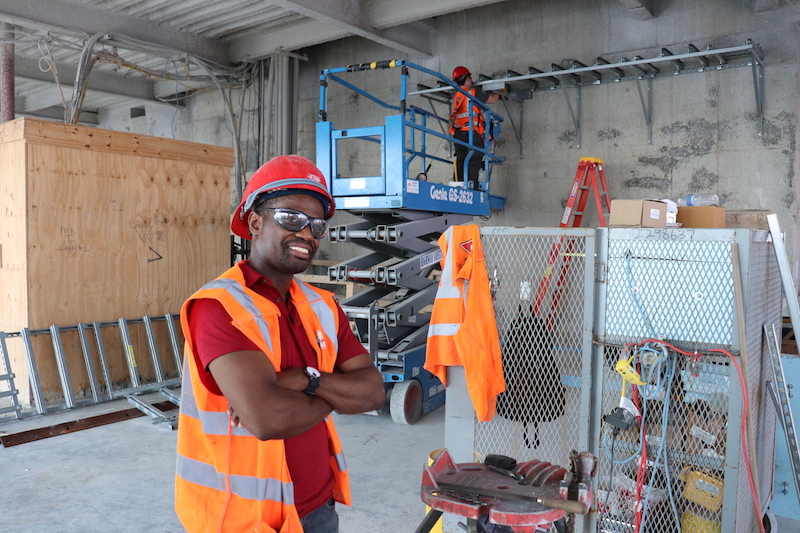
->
[677, 206, 726, 228]
[684, 401, 727, 458]
[609, 199, 667, 228]
[725, 209, 771, 230]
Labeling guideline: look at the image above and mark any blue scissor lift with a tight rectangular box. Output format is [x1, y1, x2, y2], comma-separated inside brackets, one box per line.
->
[316, 60, 505, 424]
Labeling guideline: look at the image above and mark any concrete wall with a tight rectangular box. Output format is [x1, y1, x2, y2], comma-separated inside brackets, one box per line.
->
[100, 89, 260, 214]
[99, 0, 800, 274]
[300, 0, 800, 270]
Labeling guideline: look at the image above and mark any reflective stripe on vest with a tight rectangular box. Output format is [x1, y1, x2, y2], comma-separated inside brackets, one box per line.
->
[178, 363, 254, 437]
[332, 444, 347, 472]
[427, 322, 460, 337]
[451, 90, 485, 133]
[434, 227, 462, 300]
[177, 454, 295, 505]
[199, 278, 274, 353]
[295, 280, 340, 354]
[427, 226, 463, 338]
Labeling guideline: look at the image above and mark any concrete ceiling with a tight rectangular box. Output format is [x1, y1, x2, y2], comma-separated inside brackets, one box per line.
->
[0, 0, 515, 123]
[0, 0, 772, 124]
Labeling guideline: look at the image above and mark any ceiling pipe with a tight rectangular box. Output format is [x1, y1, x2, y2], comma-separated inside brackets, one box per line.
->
[263, 55, 275, 161]
[291, 56, 299, 154]
[280, 53, 290, 155]
[0, 23, 15, 123]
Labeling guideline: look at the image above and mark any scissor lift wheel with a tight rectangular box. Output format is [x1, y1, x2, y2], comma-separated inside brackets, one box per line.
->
[763, 509, 777, 533]
[390, 379, 423, 425]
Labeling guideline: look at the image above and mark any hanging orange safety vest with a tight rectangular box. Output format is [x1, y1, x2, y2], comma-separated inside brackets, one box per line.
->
[175, 263, 351, 533]
[449, 88, 486, 137]
[425, 225, 505, 422]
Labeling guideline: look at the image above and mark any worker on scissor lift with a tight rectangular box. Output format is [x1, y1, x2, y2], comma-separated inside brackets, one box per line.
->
[449, 66, 500, 190]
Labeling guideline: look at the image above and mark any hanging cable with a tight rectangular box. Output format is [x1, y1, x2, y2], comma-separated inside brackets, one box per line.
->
[631, 338, 767, 533]
[51, 31, 253, 198]
[37, 36, 70, 115]
[624, 250, 657, 338]
[637, 347, 681, 532]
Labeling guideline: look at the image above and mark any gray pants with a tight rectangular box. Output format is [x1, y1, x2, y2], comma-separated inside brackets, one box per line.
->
[300, 498, 338, 533]
[453, 129, 485, 188]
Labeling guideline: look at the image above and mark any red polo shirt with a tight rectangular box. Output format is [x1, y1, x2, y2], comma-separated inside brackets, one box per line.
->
[186, 262, 366, 517]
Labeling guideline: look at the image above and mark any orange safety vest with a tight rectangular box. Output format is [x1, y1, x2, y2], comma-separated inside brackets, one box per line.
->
[175, 263, 351, 533]
[449, 88, 486, 137]
[424, 225, 505, 422]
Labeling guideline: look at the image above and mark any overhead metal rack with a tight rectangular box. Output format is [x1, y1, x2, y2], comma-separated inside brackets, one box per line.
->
[410, 39, 764, 150]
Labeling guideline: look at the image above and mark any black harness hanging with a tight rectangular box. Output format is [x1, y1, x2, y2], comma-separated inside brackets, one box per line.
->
[495, 305, 566, 448]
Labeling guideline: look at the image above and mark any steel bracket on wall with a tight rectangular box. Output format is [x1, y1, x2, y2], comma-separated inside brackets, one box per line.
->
[563, 86, 581, 149]
[636, 77, 653, 144]
[752, 55, 765, 137]
[410, 39, 765, 148]
[498, 96, 524, 159]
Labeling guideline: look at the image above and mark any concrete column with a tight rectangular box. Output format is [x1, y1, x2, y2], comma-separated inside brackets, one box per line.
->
[794, 33, 800, 284]
[0, 23, 15, 123]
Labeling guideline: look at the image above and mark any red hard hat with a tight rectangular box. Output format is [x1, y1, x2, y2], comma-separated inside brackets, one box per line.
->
[231, 155, 335, 240]
[452, 66, 471, 80]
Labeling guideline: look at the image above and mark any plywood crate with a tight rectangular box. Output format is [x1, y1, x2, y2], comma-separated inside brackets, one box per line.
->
[725, 209, 772, 230]
[0, 118, 234, 406]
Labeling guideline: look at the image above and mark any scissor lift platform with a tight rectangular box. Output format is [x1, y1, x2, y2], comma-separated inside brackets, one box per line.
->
[317, 60, 506, 423]
[317, 119, 505, 217]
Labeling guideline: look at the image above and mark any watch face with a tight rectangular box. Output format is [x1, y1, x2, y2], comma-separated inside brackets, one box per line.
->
[306, 366, 321, 378]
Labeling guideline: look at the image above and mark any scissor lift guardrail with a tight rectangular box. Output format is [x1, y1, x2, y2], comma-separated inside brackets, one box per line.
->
[317, 61, 506, 424]
[317, 59, 506, 216]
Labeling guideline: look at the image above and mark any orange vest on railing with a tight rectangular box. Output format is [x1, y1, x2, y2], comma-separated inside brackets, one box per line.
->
[424, 225, 505, 422]
[449, 88, 486, 136]
[175, 263, 351, 533]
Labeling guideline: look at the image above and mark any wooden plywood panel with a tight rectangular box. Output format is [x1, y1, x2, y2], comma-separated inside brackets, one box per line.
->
[10, 119, 232, 396]
[24, 144, 229, 391]
[0, 139, 30, 402]
[0, 139, 28, 329]
[28, 147, 227, 316]
[0, 119, 27, 144]
[15, 118, 234, 167]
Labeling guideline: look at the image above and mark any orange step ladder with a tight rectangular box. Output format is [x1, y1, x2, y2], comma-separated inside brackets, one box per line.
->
[560, 157, 611, 228]
[534, 157, 611, 327]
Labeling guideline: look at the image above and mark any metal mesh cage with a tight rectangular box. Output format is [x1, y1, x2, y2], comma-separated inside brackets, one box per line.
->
[444, 227, 780, 533]
[477, 228, 595, 468]
[596, 346, 731, 533]
[604, 237, 735, 350]
[594, 228, 782, 533]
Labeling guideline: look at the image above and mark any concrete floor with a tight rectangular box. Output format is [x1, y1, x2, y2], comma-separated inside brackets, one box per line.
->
[0, 401, 445, 533]
[2, 399, 800, 532]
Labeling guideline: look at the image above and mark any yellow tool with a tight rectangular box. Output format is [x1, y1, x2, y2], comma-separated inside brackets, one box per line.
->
[680, 467, 724, 512]
[681, 509, 722, 533]
[616, 358, 646, 386]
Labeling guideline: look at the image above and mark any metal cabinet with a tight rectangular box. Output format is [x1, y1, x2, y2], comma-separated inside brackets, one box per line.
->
[443, 227, 781, 533]
[592, 227, 781, 533]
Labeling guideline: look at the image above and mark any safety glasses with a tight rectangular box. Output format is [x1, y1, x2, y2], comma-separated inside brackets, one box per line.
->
[256, 208, 329, 239]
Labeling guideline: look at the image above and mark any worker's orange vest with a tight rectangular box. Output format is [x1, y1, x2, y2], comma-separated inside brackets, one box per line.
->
[449, 88, 486, 136]
[424, 225, 505, 422]
[175, 263, 351, 533]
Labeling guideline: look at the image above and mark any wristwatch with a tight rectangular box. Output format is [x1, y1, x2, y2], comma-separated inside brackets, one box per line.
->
[303, 366, 321, 395]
